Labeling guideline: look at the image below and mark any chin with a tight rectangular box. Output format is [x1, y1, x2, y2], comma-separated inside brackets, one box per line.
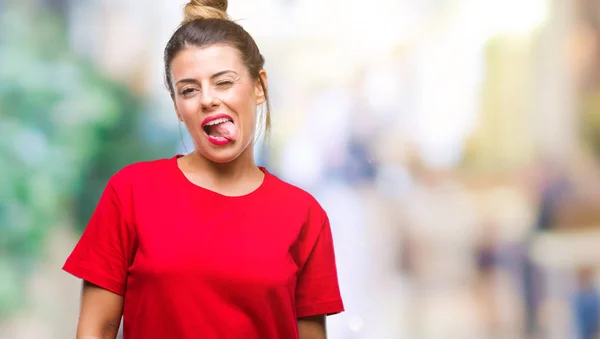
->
[199, 142, 248, 164]
[205, 152, 243, 164]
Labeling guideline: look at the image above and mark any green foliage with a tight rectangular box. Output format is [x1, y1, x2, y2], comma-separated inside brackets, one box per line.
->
[0, 5, 176, 317]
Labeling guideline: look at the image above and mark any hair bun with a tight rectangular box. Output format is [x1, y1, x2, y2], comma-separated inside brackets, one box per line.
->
[183, 0, 229, 23]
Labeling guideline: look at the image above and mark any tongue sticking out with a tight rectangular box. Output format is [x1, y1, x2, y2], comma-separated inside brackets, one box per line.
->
[206, 121, 237, 141]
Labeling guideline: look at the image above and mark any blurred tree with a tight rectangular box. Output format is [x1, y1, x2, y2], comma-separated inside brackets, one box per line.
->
[0, 5, 176, 318]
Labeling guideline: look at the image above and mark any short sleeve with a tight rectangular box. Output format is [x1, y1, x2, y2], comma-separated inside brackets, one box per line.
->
[295, 212, 344, 318]
[62, 179, 137, 296]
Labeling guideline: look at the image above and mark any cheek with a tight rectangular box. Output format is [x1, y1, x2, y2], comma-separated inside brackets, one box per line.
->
[225, 88, 258, 122]
[176, 100, 201, 125]
[177, 99, 197, 116]
[241, 101, 258, 131]
[176, 103, 203, 135]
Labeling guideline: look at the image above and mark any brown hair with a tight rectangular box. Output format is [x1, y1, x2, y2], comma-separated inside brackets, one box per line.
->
[164, 0, 271, 139]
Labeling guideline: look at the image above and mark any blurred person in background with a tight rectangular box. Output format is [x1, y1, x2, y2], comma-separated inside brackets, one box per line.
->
[524, 160, 570, 338]
[62, 1, 344, 338]
[573, 267, 600, 339]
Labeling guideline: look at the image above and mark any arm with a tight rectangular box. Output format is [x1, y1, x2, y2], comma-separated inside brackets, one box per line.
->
[298, 315, 326, 339]
[294, 209, 343, 339]
[62, 178, 136, 338]
[76, 281, 124, 339]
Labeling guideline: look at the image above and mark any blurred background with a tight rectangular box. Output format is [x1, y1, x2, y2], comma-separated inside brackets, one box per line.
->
[2, 0, 600, 338]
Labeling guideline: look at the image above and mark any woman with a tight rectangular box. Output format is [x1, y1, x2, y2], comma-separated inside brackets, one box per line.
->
[63, 1, 344, 338]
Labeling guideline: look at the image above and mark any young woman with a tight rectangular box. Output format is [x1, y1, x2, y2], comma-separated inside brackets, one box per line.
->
[63, 1, 344, 338]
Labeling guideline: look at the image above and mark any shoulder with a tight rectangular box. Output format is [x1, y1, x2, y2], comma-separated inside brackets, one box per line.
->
[264, 171, 328, 225]
[107, 156, 174, 192]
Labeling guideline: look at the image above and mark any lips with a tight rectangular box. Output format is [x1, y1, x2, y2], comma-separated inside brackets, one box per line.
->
[201, 114, 238, 145]
[201, 114, 233, 128]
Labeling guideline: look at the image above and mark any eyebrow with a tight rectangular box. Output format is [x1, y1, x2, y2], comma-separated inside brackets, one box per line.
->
[175, 70, 238, 86]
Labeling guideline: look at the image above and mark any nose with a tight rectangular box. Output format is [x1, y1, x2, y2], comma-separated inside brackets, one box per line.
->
[199, 88, 220, 110]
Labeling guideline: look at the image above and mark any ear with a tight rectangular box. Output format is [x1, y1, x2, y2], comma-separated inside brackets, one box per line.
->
[255, 70, 268, 106]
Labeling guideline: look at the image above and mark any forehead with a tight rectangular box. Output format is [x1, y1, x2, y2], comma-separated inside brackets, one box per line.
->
[170, 44, 244, 80]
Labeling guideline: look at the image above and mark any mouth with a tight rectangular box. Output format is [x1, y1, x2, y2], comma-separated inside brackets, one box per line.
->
[201, 114, 238, 145]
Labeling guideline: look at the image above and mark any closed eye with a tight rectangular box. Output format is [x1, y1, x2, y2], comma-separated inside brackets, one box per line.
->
[216, 81, 233, 87]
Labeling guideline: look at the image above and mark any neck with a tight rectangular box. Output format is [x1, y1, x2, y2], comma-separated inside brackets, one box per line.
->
[185, 147, 260, 183]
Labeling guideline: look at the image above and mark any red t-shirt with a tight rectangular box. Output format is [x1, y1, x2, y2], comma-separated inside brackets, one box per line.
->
[63, 155, 344, 339]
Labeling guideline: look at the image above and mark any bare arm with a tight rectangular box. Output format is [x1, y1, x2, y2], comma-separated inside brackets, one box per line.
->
[76, 281, 124, 339]
[298, 315, 327, 339]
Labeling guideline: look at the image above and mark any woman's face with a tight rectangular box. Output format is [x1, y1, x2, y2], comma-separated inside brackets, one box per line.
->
[170, 44, 266, 163]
